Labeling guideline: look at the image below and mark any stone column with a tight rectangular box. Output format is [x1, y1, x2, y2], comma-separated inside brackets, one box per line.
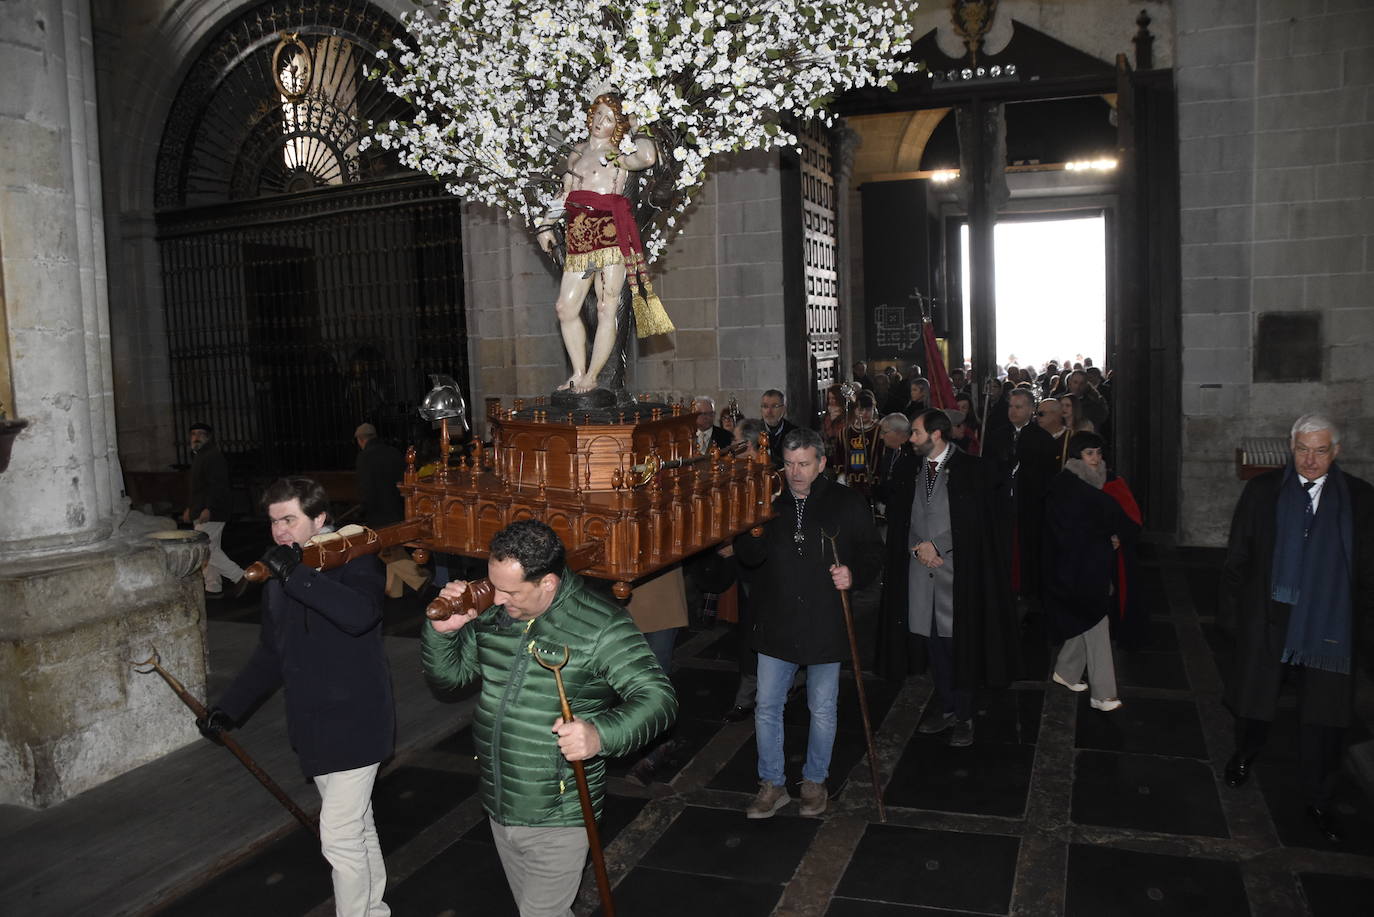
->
[0, 0, 122, 551]
[0, 0, 207, 808]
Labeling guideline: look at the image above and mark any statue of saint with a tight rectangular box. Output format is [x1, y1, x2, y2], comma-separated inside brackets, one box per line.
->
[537, 93, 673, 394]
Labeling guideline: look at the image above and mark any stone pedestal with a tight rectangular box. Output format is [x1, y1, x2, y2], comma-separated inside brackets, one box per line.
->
[0, 521, 209, 808]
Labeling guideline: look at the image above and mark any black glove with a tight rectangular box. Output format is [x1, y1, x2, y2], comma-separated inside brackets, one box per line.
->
[196, 707, 234, 744]
[260, 543, 303, 580]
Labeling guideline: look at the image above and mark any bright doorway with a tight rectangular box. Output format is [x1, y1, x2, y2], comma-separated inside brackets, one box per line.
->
[960, 214, 1107, 372]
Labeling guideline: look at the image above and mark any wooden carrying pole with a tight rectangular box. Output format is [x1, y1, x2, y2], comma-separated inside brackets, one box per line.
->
[241, 518, 434, 583]
[533, 645, 616, 917]
[424, 542, 605, 621]
[131, 650, 320, 838]
[820, 530, 887, 822]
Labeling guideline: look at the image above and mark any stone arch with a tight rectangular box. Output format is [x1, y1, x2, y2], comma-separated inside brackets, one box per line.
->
[98, 0, 420, 472]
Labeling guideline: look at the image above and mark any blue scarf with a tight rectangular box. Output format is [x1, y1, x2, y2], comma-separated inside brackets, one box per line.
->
[1271, 462, 1354, 674]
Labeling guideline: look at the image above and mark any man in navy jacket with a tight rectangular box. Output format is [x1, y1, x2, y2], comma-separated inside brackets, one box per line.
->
[199, 477, 395, 916]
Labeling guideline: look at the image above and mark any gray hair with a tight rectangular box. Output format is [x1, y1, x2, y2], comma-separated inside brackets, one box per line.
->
[1008, 388, 1035, 407]
[1291, 413, 1341, 445]
[781, 427, 825, 460]
[878, 412, 912, 435]
[736, 417, 763, 450]
[692, 394, 716, 412]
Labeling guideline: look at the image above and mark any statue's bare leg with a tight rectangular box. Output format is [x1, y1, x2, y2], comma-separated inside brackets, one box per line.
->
[554, 272, 596, 390]
[575, 262, 627, 393]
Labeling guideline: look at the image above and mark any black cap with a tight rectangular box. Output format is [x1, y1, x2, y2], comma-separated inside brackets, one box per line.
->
[1068, 431, 1105, 459]
[189, 422, 213, 434]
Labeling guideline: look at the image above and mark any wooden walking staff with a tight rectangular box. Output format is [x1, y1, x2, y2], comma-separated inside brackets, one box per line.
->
[131, 649, 320, 839]
[533, 644, 616, 917]
[819, 529, 887, 823]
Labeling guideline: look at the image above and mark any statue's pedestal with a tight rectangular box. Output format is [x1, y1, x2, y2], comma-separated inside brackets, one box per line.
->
[402, 401, 776, 588]
[0, 518, 209, 808]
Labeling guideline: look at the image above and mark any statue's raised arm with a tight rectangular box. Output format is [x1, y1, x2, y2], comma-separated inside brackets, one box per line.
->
[538, 93, 673, 397]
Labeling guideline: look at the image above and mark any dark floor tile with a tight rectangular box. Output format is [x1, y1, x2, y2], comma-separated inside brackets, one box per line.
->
[971, 688, 1042, 746]
[1300, 872, 1374, 917]
[606, 715, 724, 785]
[827, 901, 989, 917]
[1072, 750, 1228, 837]
[593, 793, 647, 848]
[431, 724, 476, 757]
[374, 766, 477, 852]
[885, 736, 1034, 817]
[154, 824, 331, 916]
[1074, 696, 1208, 759]
[1114, 649, 1190, 690]
[835, 824, 1018, 913]
[1256, 755, 1374, 854]
[1065, 843, 1247, 917]
[387, 838, 517, 916]
[156, 766, 475, 917]
[637, 805, 818, 883]
[1136, 618, 1180, 652]
[593, 866, 781, 916]
[669, 667, 746, 722]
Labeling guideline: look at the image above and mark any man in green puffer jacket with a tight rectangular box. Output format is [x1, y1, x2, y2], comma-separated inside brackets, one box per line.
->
[422, 520, 676, 916]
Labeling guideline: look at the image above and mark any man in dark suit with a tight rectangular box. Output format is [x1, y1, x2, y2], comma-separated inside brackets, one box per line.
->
[692, 396, 733, 454]
[879, 409, 1017, 747]
[1220, 414, 1374, 843]
[983, 389, 1058, 610]
[735, 428, 883, 817]
[353, 422, 405, 526]
[871, 412, 915, 512]
[197, 477, 395, 916]
[760, 388, 798, 468]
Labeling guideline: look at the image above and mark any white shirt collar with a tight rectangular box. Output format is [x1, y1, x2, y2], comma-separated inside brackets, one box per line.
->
[928, 442, 951, 467]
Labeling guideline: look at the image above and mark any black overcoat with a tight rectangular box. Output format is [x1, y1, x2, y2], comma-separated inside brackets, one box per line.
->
[218, 553, 396, 776]
[1220, 464, 1374, 725]
[736, 474, 883, 665]
[983, 421, 1058, 597]
[877, 448, 1019, 688]
[355, 439, 406, 526]
[1041, 469, 1140, 642]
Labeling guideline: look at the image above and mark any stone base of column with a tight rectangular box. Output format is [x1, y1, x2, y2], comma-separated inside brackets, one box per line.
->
[0, 518, 210, 808]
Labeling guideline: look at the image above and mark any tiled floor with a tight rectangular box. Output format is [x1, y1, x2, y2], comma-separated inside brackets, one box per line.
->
[9, 543, 1373, 916]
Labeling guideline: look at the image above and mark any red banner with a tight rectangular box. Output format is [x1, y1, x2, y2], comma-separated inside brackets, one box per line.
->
[922, 319, 958, 409]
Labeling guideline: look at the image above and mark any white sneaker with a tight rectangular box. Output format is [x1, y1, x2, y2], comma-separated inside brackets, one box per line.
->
[1090, 697, 1123, 712]
[1052, 672, 1088, 693]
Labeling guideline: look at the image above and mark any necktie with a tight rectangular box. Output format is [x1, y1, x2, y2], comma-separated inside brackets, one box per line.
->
[925, 459, 939, 500]
[1303, 480, 1316, 536]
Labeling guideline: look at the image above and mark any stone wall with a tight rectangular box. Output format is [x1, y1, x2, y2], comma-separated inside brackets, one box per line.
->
[0, 0, 124, 549]
[1176, 1, 1374, 545]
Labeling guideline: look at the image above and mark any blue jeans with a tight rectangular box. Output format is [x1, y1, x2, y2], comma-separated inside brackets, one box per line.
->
[755, 653, 840, 786]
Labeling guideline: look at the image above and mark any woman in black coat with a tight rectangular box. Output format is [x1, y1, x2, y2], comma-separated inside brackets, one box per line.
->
[1043, 433, 1140, 712]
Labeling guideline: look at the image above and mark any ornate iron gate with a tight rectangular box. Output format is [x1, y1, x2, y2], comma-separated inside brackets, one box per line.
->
[155, 1, 468, 473]
[801, 120, 841, 401]
[158, 180, 467, 473]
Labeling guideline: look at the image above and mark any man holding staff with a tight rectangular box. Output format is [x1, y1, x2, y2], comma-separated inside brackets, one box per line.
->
[197, 477, 395, 917]
[735, 428, 883, 818]
[423, 520, 676, 916]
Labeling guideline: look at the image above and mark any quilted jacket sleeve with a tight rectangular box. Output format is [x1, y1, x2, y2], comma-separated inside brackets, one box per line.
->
[582, 614, 677, 758]
[420, 617, 481, 692]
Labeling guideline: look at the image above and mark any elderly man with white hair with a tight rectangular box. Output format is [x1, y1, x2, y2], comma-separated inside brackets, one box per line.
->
[692, 394, 732, 455]
[1220, 414, 1374, 844]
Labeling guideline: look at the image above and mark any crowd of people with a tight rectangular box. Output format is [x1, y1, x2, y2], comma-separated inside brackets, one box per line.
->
[179, 353, 1368, 914]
